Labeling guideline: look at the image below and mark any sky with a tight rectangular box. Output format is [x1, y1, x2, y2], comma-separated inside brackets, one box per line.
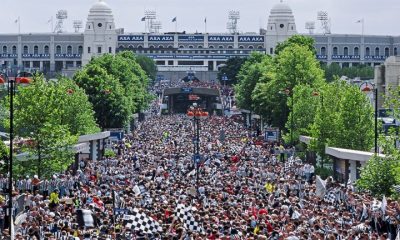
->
[0, 0, 399, 36]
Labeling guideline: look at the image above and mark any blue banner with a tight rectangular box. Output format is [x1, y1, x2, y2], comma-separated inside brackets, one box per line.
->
[181, 87, 193, 93]
[316, 55, 327, 60]
[365, 55, 386, 60]
[178, 35, 204, 42]
[208, 35, 234, 42]
[55, 54, 81, 58]
[118, 35, 144, 41]
[0, 54, 18, 58]
[148, 35, 174, 42]
[238, 36, 264, 42]
[22, 54, 51, 58]
[331, 55, 360, 60]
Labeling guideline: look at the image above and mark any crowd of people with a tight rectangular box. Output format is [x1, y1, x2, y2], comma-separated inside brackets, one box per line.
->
[0, 112, 398, 240]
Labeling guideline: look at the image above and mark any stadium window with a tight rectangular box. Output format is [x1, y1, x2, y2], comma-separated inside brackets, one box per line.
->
[375, 47, 380, 56]
[385, 47, 389, 57]
[320, 47, 326, 55]
[33, 45, 39, 55]
[270, 48, 273, 54]
[67, 46, 72, 54]
[198, 46, 203, 49]
[218, 45, 224, 49]
[333, 47, 338, 55]
[88, 47, 91, 54]
[98, 47, 102, 54]
[248, 46, 254, 49]
[2, 46, 7, 54]
[179, 45, 184, 48]
[257, 46, 263, 49]
[354, 47, 359, 56]
[239, 46, 244, 49]
[23, 45, 29, 54]
[109, 47, 112, 53]
[188, 45, 194, 49]
[78, 46, 83, 54]
[343, 47, 348, 56]
[395, 47, 398, 56]
[365, 47, 370, 56]
[56, 45, 62, 54]
[227, 46, 233, 49]
[209, 46, 214, 49]
[12, 46, 17, 54]
[159, 45, 164, 49]
[44, 45, 49, 54]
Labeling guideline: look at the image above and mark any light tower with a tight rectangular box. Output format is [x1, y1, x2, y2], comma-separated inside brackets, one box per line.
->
[54, 10, 68, 33]
[305, 21, 315, 34]
[227, 11, 240, 34]
[144, 10, 157, 33]
[317, 11, 331, 34]
[73, 20, 83, 33]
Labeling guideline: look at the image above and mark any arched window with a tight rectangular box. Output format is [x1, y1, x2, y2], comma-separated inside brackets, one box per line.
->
[78, 46, 83, 54]
[56, 45, 62, 54]
[149, 45, 155, 49]
[188, 45, 194, 49]
[333, 47, 338, 55]
[248, 46, 254, 49]
[354, 47, 359, 56]
[209, 46, 214, 49]
[137, 45, 143, 49]
[197, 45, 203, 49]
[239, 45, 244, 49]
[67, 46, 72, 54]
[385, 47, 389, 57]
[2, 46, 7, 54]
[128, 45, 134, 49]
[12, 46, 17, 54]
[343, 47, 348, 56]
[179, 45, 184, 49]
[167, 45, 174, 49]
[227, 46, 233, 49]
[395, 47, 398, 56]
[257, 46, 263, 49]
[320, 47, 326, 55]
[375, 47, 380, 56]
[366, 47, 370, 56]
[33, 45, 39, 55]
[23, 45, 29, 54]
[218, 45, 224, 49]
[44, 45, 49, 54]
[158, 45, 164, 49]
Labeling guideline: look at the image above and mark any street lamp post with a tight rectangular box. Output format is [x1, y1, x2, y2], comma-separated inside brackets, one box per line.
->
[187, 104, 208, 186]
[0, 73, 31, 233]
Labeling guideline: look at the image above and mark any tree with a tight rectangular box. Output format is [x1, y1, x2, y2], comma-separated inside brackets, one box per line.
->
[217, 57, 247, 85]
[235, 52, 271, 111]
[74, 64, 131, 129]
[5, 75, 99, 178]
[252, 44, 324, 130]
[136, 55, 158, 83]
[310, 79, 374, 166]
[284, 85, 320, 144]
[322, 63, 374, 82]
[274, 35, 316, 55]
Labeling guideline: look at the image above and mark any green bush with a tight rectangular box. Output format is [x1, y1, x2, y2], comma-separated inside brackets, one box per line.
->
[104, 149, 116, 158]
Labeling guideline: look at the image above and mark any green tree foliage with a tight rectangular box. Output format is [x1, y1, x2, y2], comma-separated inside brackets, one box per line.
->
[5, 75, 99, 178]
[284, 85, 320, 144]
[322, 63, 374, 82]
[252, 44, 324, 129]
[357, 154, 399, 196]
[310, 80, 374, 165]
[74, 64, 130, 129]
[235, 52, 271, 111]
[217, 57, 247, 85]
[274, 35, 316, 55]
[74, 51, 151, 129]
[136, 55, 158, 83]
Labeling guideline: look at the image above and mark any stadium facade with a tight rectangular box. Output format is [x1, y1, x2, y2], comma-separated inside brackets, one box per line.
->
[0, 0, 399, 78]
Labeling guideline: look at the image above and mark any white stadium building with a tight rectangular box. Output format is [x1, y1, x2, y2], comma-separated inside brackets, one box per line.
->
[0, 0, 399, 80]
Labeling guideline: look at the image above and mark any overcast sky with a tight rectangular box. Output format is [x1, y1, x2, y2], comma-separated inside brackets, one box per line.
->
[1, 0, 399, 36]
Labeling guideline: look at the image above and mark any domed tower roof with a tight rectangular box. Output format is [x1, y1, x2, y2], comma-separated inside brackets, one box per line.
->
[87, 0, 113, 20]
[266, 0, 297, 35]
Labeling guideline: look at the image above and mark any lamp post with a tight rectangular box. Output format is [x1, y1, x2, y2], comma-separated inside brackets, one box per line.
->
[187, 104, 208, 186]
[0, 72, 30, 234]
[361, 84, 378, 154]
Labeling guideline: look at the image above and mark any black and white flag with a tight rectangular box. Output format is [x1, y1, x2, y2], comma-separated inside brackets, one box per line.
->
[175, 204, 204, 233]
[123, 208, 162, 234]
[76, 209, 95, 228]
[323, 190, 336, 204]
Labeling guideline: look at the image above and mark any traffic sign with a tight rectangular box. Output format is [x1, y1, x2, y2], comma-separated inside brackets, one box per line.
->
[359, 82, 374, 92]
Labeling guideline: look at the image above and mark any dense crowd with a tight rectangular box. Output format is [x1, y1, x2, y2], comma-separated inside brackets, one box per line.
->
[0, 112, 398, 240]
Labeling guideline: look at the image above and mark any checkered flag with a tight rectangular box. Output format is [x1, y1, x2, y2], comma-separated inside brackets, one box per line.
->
[123, 208, 162, 234]
[175, 204, 204, 233]
[323, 190, 336, 204]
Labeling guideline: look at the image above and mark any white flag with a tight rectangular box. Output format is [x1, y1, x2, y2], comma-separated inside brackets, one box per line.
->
[381, 196, 387, 215]
[133, 185, 141, 196]
[315, 175, 326, 198]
